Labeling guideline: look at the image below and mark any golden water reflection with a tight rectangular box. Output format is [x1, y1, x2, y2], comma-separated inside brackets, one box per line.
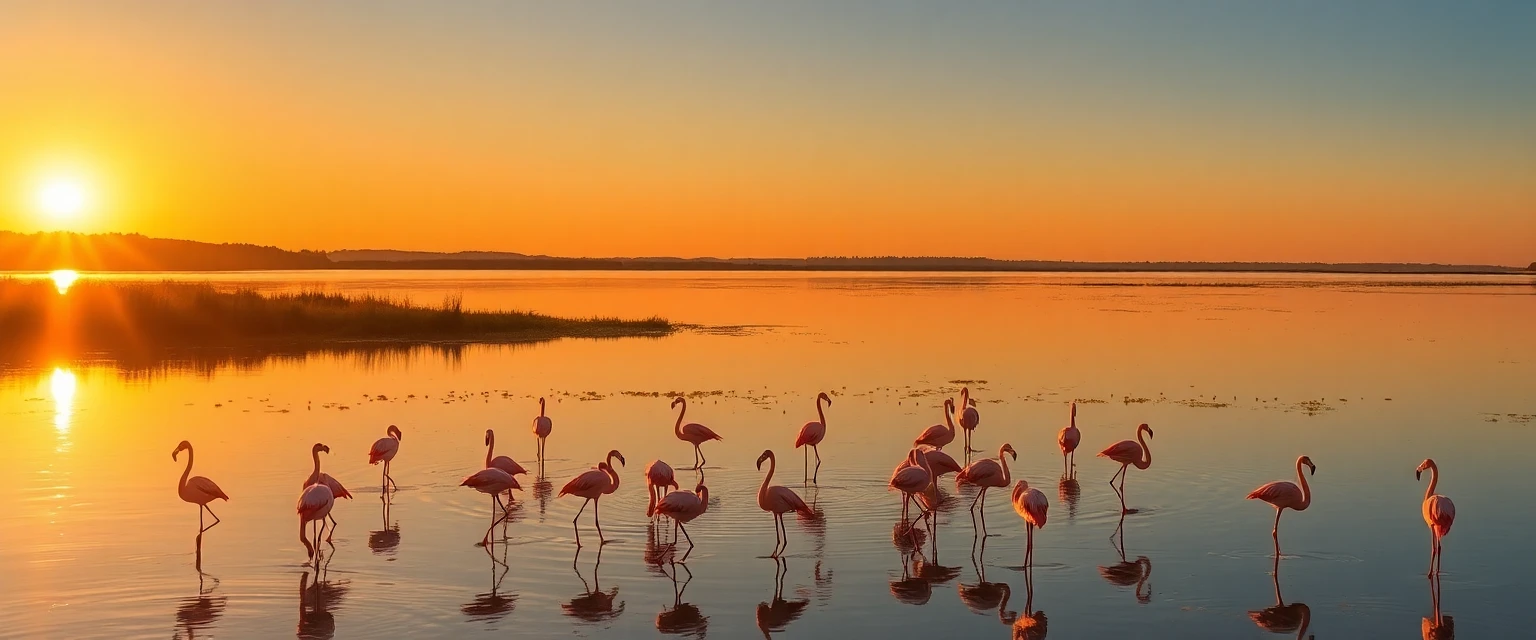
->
[50, 269, 79, 295]
[49, 367, 76, 435]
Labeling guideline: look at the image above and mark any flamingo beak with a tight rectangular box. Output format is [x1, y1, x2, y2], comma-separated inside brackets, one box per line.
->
[617, 454, 627, 467]
[1415, 469, 1422, 480]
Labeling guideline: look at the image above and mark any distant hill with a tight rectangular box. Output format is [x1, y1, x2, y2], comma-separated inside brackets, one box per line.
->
[328, 249, 530, 262]
[0, 231, 332, 271]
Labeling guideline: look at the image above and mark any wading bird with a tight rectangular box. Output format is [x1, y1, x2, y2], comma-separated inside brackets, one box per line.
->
[561, 450, 626, 546]
[671, 397, 723, 470]
[913, 398, 958, 451]
[644, 459, 678, 519]
[1416, 459, 1456, 576]
[304, 442, 352, 532]
[368, 425, 403, 493]
[920, 446, 964, 480]
[890, 448, 936, 528]
[461, 466, 521, 545]
[173, 441, 229, 533]
[756, 449, 813, 557]
[956, 443, 1017, 534]
[654, 483, 710, 557]
[1012, 480, 1048, 567]
[958, 387, 981, 457]
[1099, 423, 1153, 514]
[484, 429, 527, 503]
[1246, 456, 1316, 553]
[533, 397, 553, 463]
[298, 444, 336, 558]
[1057, 402, 1081, 478]
[793, 392, 833, 483]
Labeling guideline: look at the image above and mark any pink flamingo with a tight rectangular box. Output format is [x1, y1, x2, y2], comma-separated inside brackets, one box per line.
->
[1246, 455, 1316, 552]
[671, 397, 723, 470]
[956, 443, 1017, 534]
[560, 449, 626, 546]
[1012, 480, 1048, 567]
[172, 441, 229, 533]
[367, 425, 403, 493]
[484, 429, 527, 504]
[461, 467, 521, 544]
[1098, 423, 1153, 514]
[756, 449, 814, 557]
[297, 443, 336, 558]
[533, 397, 553, 463]
[654, 483, 710, 556]
[645, 459, 679, 519]
[793, 392, 832, 483]
[1057, 402, 1081, 478]
[913, 398, 958, 450]
[919, 446, 964, 480]
[958, 387, 981, 456]
[1416, 459, 1456, 576]
[304, 443, 352, 533]
[890, 448, 936, 528]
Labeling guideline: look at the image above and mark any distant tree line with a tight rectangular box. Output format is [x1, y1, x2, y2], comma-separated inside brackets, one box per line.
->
[0, 231, 333, 271]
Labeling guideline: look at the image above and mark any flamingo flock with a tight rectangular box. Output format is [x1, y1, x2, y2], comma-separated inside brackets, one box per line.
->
[176, 387, 1460, 628]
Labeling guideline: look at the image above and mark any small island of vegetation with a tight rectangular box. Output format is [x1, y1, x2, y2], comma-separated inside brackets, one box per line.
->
[0, 279, 671, 360]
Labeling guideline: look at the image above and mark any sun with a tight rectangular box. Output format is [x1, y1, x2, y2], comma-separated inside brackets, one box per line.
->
[34, 177, 91, 220]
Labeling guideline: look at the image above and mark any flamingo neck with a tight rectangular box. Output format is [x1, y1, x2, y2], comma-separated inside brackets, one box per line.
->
[1070, 404, 1076, 428]
[646, 483, 658, 515]
[539, 397, 546, 417]
[604, 454, 621, 491]
[1424, 462, 1439, 502]
[759, 454, 775, 502]
[674, 401, 686, 439]
[485, 433, 494, 468]
[1296, 606, 1310, 640]
[1294, 458, 1311, 510]
[998, 447, 1011, 485]
[943, 401, 956, 436]
[697, 487, 709, 512]
[996, 584, 1011, 622]
[1135, 428, 1152, 469]
[816, 396, 827, 427]
[179, 446, 194, 491]
[311, 448, 322, 479]
[960, 388, 969, 412]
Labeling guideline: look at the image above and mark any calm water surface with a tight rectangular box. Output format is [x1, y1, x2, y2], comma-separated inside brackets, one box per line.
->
[2, 271, 1533, 639]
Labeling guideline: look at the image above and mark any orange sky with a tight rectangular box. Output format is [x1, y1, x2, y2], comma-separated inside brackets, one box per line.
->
[1, 3, 1532, 264]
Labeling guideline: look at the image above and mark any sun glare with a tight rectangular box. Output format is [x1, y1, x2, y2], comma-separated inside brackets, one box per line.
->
[50, 367, 77, 433]
[50, 269, 80, 295]
[35, 177, 91, 220]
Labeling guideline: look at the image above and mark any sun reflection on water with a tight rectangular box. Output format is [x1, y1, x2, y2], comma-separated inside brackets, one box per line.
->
[50, 367, 77, 434]
[49, 269, 80, 295]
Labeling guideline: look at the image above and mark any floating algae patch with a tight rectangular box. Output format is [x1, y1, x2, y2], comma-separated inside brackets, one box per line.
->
[1074, 398, 1108, 404]
[1177, 399, 1230, 409]
[1122, 397, 1154, 404]
[1294, 400, 1335, 415]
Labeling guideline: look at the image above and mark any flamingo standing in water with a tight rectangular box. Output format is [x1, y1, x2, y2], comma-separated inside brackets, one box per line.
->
[484, 429, 527, 503]
[793, 392, 832, 483]
[561, 450, 626, 546]
[297, 443, 336, 558]
[1056, 402, 1081, 478]
[913, 398, 958, 451]
[890, 448, 936, 528]
[958, 387, 981, 457]
[461, 466, 521, 544]
[671, 397, 723, 470]
[1416, 458, 1456, 576]
[1099, 423, 1153, 514]
[533, 397, 553, 463]
[172, 441, 229, 533]
[1012, 480, 1049, 567]
[1246, 455, 1317, 552]
[644, 460, 679, 519]
[919, 446, 965, 480]
[956, 443, 1017, 534]
[304, 443, 352, 533]
[756, 450, 813, 557]
[367, 425, 403, 493]
[654, 483, 710, 556]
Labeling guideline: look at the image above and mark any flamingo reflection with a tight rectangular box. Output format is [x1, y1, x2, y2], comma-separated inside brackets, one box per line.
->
[958, 538, 1011, 622]
[563, 545, 625, 624]
[297, 564, 350, 640]
[1248, 557, 1312, 639]
[461, 540, 516, 624]
[757, 558, 809, 637]
[1057, 478, 1081, 521]
[1005, 563, 1048, 640]
[1423, 573, 1454, 639]
[1099, 516, 1152, 604]
[368, 495, 400, 556]
[174, 561, 226, 640]
[656, 562, 708, 637]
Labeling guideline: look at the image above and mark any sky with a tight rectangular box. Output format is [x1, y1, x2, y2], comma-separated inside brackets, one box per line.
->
[1, 1, 1533, 264]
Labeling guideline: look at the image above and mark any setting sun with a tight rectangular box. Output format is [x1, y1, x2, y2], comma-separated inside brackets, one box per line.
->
[35, 177, 90, 220]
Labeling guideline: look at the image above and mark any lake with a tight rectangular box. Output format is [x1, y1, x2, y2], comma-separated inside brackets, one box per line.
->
[1, 270, 1532, 639]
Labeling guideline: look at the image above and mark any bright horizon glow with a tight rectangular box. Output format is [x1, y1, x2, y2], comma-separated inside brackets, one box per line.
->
[50, 269, 79, 294]
[35, 178, 90, 220]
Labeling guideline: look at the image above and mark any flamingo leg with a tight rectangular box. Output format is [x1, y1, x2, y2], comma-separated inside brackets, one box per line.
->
[594, 498, 605, 543]
[980, 489, 990, 537]
[326, 513, 337, 542]
[1118, 465, 1130, 513]
[198, 505, 205, 532]
[300, 519, 313, 557]
[803, 447, 809, 483]
[812, 446, 822, 483]
[572, 498, 590, 547]
[697, 445, 707, 469]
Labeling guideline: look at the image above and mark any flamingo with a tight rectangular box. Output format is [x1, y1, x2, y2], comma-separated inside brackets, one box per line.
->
[793, 392, 832, 483]
[297, 443, 336, 558]
[1012, 480, 1048, 567]
[484, 429, 527, 504]
[890, 448, 936, 529]
[367, 425, 403, 493]
[1416, 458, 1456, 576]
[533, 397, 553, 463]
[1099, 423, 1153, 514]
[654, 483, 709, 556]
[644, 459, 679, 519]
[756, 449, 813, 557]
[1246, 455, 1317, 552]
[303, 442, 352, 533]
[461, 467, 521, 544]
[560, 449, 626, 546]
[1056, 402, 1081, 478]
[913, 398, 958, 450]
[919, 446, 964, 480]
[671, 397, 723, 470]
[956, 443, 1017, 535]
[172, 441, 229, 533]
[958, 387, 981, 457]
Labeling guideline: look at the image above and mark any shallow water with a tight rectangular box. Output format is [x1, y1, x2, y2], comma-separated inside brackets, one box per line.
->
[1, 270, 1533, 639]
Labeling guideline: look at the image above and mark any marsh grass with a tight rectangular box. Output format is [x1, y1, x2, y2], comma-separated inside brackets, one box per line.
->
[0, 279, 671, 359]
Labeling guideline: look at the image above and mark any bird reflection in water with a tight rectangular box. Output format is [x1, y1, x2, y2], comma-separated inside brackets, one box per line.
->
[563, 545, 624, 625]
[368, 495, 401, 556]
[891, 533, 961, 606]
[645, 520, 677, 576]
[656, 561, 708, 637]
[794, 488, 833, 604]
[1004, 563, 1047, 640]
[174, 544, 226, 640]
[461, 538, 516, 624]
[1099, 516, 1152, 604]
[958, 537, 1012, 623]
[1423, 574, 1454, 640]
[757, 557, 809, 636]
[297, 561, 350, 640]
[1057, 478, 1081, 522]
[1248, 557, 1312, 639]
[533, 475, 554, 518]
